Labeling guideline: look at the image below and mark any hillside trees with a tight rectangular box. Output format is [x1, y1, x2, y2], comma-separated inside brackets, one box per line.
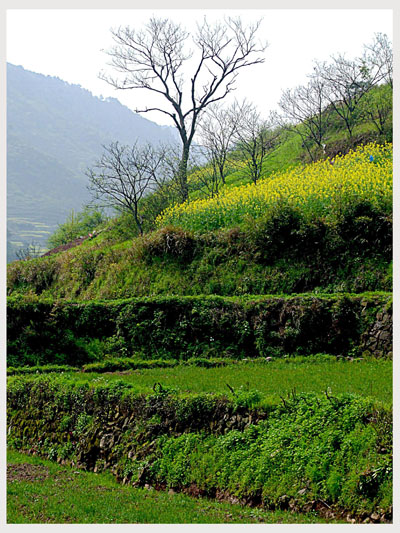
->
[100, 16, 267, 202]
[87, 141, 169, 235]
[278, 78, 332, 161]
[363, 32, 393, 88]
[198, 101, 246, 184]
[275, 32, 392, 161]
[233, 105, 281, 185]
[311, 48, 388, 138]
[193, 100, 250, 197]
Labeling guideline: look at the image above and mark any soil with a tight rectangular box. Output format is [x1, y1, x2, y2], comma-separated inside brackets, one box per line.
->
[7, 463, 50, 483]
[41, 236, 88, 257]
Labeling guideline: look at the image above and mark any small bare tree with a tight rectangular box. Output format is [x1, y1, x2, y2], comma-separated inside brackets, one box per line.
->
[100, 16, 267, 202]
[197, 100, 245, 187]
[190, 160, 223, 199]
[363, 32, 393, 88]
[312, 52, 386, 138]
[87, 141, 167, 235]
[233, 106, 281, 185]
[278, 78, 331, 161]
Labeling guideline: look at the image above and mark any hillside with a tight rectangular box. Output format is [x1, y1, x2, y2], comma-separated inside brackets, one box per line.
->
[7, 142, 392, 301]
[7, 63, 177, 261]
[7, 72, 393, 524]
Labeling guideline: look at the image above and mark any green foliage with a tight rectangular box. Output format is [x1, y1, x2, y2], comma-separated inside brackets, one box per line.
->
[47, 207, 107, 249]
[7, 292, 391, 367]
[335, 200, 392, 258]
[149, 394, 391, 515]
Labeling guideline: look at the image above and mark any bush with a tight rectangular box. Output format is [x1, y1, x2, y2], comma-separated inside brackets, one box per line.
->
[7, 292, 392, 367]
[245, 202, 304, 264]
[139, 226, 197, 262]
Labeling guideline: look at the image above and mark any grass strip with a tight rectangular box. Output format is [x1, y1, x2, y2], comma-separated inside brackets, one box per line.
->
[8, 357, 391, 404]
[7, 449, 335, 524]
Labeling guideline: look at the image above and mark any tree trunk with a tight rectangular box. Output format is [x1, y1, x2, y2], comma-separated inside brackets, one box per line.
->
[178, 143, 190, 202]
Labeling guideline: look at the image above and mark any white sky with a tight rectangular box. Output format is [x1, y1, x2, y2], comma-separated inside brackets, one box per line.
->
[6, 9, 393, 126]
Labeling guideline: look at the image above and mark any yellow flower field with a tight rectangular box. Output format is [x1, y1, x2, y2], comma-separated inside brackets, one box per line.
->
[157, 142, 392, 231]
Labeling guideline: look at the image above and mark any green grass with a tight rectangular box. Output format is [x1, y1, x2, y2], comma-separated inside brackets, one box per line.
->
[7, 449, 337, 524]
[28, 357, 392, 405]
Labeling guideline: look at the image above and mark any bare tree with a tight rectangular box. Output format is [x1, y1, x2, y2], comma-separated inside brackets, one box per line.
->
[312, 53, 386, 138]
[233, 106, 281, 185]
[190, 160, 223, 199]
[87, 142, 167, 235]
[197, 100, 245, 186]
[363, 32, 393, 88]
[278, 78, 331, 161]
[100, 16, 267, 202]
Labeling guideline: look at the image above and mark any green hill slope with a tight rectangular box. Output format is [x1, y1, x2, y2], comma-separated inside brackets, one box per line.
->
[7, 143, 392, 301]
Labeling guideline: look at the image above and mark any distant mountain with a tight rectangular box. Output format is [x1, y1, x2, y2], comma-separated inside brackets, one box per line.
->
[7, 63, 177, 261]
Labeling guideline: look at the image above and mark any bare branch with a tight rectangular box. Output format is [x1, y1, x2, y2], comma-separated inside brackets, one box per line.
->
[100, 15, 267, 201]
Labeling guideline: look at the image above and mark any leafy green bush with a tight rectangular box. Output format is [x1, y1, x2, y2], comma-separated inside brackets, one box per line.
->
[150, 393, 392, 516]
[7, 292, 392, 367]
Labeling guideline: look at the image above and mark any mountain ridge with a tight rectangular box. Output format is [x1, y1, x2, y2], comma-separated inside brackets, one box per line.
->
[7, 63, 177, 261]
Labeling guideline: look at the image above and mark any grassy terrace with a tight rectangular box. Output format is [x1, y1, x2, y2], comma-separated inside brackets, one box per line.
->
[83, 358, 392, 404]
[8, 357, 393, 406]
[7, 450, 338, 524]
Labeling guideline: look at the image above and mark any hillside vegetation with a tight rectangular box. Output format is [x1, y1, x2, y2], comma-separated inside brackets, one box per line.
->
[7, 141, 392, 300]
[7, 63, 393, 523]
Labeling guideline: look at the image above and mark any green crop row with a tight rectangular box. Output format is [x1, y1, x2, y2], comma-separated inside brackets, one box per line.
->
[7, 356, 234, 375]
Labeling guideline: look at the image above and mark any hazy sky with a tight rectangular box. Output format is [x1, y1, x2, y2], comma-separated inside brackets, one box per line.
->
[6, 9, 393, 126]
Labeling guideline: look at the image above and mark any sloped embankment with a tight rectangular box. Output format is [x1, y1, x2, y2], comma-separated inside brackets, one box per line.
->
[7, 375, 392, 523]
[7, 292, 392, 367]
[7, 197, 392, 301]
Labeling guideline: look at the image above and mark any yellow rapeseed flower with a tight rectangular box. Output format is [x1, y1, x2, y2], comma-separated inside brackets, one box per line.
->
[156, 142, 392, 231]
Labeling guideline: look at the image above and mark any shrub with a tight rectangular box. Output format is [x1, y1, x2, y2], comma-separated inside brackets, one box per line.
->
[140, 226, 197, 262]
[7, 293, 392, 367]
